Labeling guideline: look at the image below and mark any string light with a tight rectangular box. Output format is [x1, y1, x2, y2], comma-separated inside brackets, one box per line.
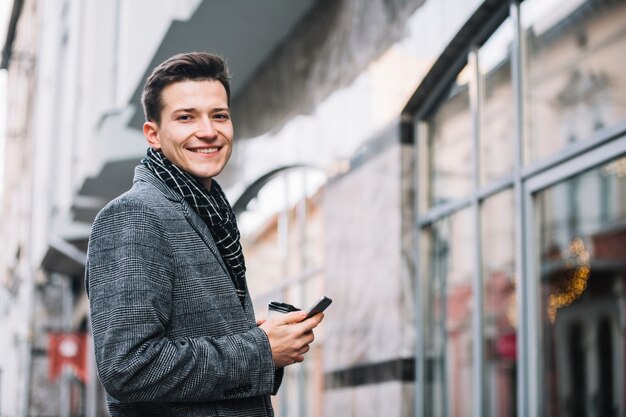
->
[547, 237, 590, 323]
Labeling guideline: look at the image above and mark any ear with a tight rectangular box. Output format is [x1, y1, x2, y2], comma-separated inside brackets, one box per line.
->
[143, 121, 161, 149]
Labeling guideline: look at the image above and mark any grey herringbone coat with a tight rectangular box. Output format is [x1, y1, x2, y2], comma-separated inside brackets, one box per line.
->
[86, 165, 281, 417]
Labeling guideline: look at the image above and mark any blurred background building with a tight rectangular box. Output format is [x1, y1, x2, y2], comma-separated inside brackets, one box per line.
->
[0, 0, 625, 416]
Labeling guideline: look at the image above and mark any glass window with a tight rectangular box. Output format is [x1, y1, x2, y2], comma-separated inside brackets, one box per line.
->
[534, 154, 626, 416]
[423, 209, 474, 417]
[522, 0, 626, 164]
[481, 189, 517, 417]
[425, 66, 473, 208]
[479, 18, 516, 185]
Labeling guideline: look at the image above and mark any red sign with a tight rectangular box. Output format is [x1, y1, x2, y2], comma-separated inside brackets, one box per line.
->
[48, 332, 88, 383]
[495, 332, 517, 360]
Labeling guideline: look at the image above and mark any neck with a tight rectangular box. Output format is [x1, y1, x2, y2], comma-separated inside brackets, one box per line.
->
[199, 177, 213, 191]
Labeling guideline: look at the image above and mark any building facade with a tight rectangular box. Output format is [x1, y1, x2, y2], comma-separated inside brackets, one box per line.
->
[403, 0, 626, 415]
[1, 0, 625, 416]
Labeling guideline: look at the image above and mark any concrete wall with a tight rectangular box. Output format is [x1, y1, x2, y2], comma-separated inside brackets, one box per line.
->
[0, 1, 204, 415]
[322, 124, 416, 416]
[0, 0, 39, 415]
[232, 0, 425, 139]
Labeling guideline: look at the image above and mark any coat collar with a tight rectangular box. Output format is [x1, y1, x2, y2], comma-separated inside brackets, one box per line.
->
[133, 164, 181, 202]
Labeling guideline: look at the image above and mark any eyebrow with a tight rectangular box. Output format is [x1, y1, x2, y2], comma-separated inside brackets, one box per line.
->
[172, 107, 230, 114]
[172, 107, 198, 114]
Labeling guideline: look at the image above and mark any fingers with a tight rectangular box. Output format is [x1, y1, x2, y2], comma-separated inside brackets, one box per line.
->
[300, 330, 314, 346]
[310, 312, 324, 324]
[263, 309, 325, 368]
[256, 318, 266, 326]
[270, 312, 322, 337]
[276, 310, 308, 325]
[274, 311, 325, 327]
[265, 329, 315, 368]
[297, 312, 324, 333]
[285, 345, 310, 366]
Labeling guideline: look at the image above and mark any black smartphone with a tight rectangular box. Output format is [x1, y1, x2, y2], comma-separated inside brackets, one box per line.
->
[305, 296, 332, 318]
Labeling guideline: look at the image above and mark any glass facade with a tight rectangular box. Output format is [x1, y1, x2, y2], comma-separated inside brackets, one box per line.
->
[481, 190, 516, 417]
[413, 0, 626, 416]
[424, 209, 475, 417]
[426, 67, 473, 209]
[522, 0, 626, 164]
[535, 158, 626, 416]
[478, 18, 516, 185]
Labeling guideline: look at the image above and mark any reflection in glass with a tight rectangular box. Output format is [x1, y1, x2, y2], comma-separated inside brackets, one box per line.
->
[427, 66, 473, 208]
[424, 209, 474, 417]
[481, 190, 517, 417]
[535, 155, 626, 416]
[522, 0, 626, 164]
[479, 18, 515, 184]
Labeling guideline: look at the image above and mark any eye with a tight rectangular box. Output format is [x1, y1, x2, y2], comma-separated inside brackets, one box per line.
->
[213, 113, 231, 121]
[177, 114, 192, 121]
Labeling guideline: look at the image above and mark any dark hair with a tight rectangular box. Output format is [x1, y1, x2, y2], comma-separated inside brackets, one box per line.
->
[141, 52, 231, 124]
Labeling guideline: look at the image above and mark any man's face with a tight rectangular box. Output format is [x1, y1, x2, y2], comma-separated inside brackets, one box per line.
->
[143, 79, 233, 189]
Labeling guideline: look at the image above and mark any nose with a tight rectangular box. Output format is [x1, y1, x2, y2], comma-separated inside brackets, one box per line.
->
[196, 117, 218, 139]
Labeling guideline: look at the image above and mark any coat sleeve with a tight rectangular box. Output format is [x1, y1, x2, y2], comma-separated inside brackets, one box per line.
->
[85, 196, 277, 403]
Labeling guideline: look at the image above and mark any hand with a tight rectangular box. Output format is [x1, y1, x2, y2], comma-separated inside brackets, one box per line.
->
[259, 311, 324, 368]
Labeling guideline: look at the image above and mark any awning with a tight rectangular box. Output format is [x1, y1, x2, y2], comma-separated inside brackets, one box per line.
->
[41, 236, 88, 277]
[126, 0, 319, 130]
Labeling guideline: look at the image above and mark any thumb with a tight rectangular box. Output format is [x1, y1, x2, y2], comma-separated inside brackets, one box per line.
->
[277, 310, 307, 325]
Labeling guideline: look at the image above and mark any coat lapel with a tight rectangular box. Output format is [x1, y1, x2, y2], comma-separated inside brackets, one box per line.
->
[133, 165, 229, 276]
[180, 201, 230, 275]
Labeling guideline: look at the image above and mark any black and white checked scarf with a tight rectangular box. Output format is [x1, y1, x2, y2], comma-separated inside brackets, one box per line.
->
[142, 148, 247, 305]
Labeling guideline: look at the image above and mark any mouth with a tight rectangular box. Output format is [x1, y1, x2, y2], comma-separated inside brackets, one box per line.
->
[188, 146, 220, 155]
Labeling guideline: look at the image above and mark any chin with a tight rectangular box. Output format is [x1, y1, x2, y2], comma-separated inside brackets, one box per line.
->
[186, 164, 224, 178]
[193, 169, 223, 181]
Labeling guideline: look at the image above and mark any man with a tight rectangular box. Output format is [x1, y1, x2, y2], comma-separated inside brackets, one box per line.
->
[86, 52, 323, 416]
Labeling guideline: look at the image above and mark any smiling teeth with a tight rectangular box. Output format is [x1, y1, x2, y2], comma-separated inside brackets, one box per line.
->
[192, 148, 218, 154]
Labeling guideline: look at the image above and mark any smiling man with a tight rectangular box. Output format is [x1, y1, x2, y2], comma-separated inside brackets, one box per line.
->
[85, 52, 323, 417]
